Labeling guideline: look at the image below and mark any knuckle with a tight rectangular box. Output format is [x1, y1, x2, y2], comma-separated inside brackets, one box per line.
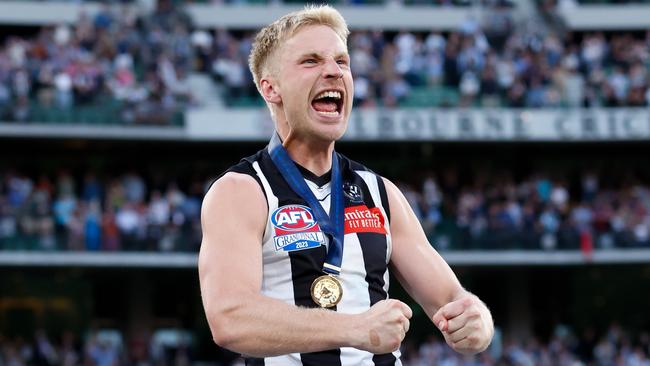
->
[390, 340, 400, 351]
[472, 320, 483, 331]
[467, 335, 480, 345]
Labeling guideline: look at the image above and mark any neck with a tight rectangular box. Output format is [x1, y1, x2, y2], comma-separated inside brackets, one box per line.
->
[287, 141, 334, 177]
[278, 130, 334, 177]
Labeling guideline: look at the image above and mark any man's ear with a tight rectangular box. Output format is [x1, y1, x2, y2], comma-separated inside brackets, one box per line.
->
[260, 77, 282, 105]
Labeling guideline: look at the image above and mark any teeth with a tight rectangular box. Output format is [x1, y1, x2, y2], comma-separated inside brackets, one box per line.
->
[314, 90, 342, 100]
[316, 111, 340, 116]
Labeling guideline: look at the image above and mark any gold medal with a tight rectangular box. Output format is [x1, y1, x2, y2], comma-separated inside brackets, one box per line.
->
[310, 275, 343, 308]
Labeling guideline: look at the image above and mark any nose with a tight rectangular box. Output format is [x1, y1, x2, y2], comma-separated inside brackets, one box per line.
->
[322, 58, 343, 80]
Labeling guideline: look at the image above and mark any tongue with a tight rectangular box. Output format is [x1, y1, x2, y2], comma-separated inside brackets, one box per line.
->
[312, 99, 338, 113]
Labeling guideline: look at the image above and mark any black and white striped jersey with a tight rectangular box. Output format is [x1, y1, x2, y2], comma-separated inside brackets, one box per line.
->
[225, 147, 402, 366]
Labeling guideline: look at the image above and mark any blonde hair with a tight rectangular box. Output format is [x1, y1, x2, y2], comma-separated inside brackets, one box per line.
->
[248, 5, 350, 93]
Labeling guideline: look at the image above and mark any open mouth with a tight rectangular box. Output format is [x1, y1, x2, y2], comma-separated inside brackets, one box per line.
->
[311, 90, 344, 117]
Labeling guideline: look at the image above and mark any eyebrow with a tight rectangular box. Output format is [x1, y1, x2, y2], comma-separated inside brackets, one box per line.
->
[299, 52, 324, 61]
[297, 52, 350, 60]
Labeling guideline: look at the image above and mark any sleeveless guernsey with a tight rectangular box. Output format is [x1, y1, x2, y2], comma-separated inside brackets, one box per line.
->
[224, 147, 402, 366]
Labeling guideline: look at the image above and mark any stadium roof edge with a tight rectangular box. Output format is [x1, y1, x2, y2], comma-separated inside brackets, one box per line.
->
[186, 4, 472, 30]
[1, 250, 650, 268]
[558, 4, 650, 30]
[0, 123, 186, 141]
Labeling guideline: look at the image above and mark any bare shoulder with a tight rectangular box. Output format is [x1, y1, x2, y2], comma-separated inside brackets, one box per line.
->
[380, 177, 409, 215]
[380, 177, 399, 194]
[201, 172, 268, 237]
[203, 172, 266, 210]
[379, 176, 429, 250]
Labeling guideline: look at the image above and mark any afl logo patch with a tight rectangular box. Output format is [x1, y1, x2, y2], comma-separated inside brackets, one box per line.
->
[343, 182, 363, 203]
[271, 204, 317, 231]
[271, 205, 325, 252]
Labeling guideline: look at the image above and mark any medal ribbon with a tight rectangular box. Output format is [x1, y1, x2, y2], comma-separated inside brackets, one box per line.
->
[268, 133, 344, 276]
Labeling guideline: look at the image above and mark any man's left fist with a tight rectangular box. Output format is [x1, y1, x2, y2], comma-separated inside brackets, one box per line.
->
[431, 294, 494, 355]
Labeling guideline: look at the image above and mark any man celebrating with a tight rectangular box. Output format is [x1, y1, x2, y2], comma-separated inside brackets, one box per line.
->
[199, 5, 493, 365]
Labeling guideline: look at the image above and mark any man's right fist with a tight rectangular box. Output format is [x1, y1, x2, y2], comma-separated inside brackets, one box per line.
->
[353, 299, 412, 354]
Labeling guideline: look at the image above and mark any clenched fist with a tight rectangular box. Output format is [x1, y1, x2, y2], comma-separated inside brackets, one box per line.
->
[432, 294, 494, 355]
[353, 299, 412, 354]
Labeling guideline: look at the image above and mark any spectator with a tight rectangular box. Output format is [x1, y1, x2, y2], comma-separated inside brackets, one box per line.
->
[3, 164, 650, 252]
[102, 207, 121, 251]
[85, 200, 102, 251]
[3, 321, 645, 366]
[115, 202, 142, 250]
[1, 1, 650, 119]
[33, 329, 58, 366]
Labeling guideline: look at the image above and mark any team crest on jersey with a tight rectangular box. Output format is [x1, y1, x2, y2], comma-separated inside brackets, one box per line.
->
[343, 182, 363, 203]
[271, 205, 325, 252]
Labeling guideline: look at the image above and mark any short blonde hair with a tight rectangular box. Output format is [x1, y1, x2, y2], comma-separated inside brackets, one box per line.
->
[248, 5, 350, 93]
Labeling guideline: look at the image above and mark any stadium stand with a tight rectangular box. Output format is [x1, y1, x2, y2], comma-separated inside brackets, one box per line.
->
[2, 167, 650, 252]
[0, 322, 649, 365]
[1, 0, 648, 125]
[0, 0, 193, 125]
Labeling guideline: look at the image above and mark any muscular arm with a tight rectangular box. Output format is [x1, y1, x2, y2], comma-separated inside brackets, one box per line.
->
[199, 172, 410, 357]
[384, 178, 494, 354]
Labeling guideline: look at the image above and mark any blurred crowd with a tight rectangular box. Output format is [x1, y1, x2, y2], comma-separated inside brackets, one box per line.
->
[1, 167, 650, 252]
[0, 170, 205, 252]
[399, 323, 650, 366]
[1, 323, 648, 366]
[2, 1, 650, 125]
[400, 168, 650, 250]
[6, 0, 639, 5]
[357, 28, 650, 108]
[209, 15, 650, 108]
[188, 0, 491, 5]
[0, 0, 195, 125]
[0, 329, 194, 366]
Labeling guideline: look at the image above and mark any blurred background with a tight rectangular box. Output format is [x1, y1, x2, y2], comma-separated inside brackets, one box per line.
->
[0, 0, 649, 364]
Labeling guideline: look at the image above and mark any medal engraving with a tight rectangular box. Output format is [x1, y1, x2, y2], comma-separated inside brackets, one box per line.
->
[311, 275, 343, 308]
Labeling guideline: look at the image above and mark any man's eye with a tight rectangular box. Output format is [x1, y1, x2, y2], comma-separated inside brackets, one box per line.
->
[303, 59, 317, 64]
[337, 60, 349, 66]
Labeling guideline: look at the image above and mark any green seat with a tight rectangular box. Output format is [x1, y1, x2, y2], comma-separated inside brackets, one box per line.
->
[402, 85, 456, 107]
[20, 96, 184, 126]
